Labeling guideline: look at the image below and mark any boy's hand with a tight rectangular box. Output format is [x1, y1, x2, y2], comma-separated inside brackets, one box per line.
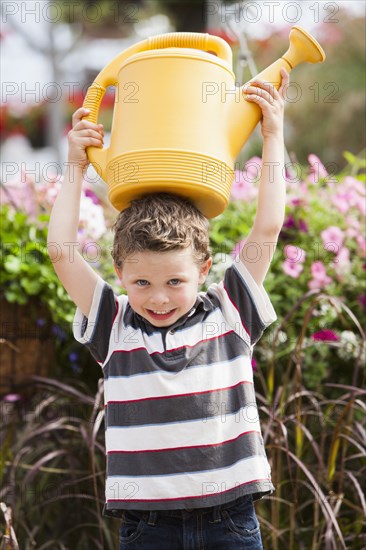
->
[243, 68, 289, 139]
[67, 107, 104, 170]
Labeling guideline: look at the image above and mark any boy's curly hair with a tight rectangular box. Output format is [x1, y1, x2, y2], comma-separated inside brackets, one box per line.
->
[111, 193, 211, 269]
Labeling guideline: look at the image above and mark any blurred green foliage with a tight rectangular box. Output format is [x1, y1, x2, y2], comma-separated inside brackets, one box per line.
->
[244, 11, 365, 169]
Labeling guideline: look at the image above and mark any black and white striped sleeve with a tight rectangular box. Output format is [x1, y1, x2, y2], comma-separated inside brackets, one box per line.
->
[217, 256, 277, 347]
[73, 277, 122, 363]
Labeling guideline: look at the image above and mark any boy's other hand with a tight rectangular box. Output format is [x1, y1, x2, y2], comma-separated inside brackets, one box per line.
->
[67, 108, 104, 171]
[243, 68, 289, 139]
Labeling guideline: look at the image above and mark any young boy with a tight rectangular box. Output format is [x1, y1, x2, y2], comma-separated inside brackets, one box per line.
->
[48, 68, 289, 549]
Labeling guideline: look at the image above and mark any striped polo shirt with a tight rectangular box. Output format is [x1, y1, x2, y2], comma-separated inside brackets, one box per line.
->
[73, 256, 277, 516]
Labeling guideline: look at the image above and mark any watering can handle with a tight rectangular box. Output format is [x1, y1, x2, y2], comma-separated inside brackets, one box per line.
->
[82, 33, 232, 180]
[146, 33, 232, 64]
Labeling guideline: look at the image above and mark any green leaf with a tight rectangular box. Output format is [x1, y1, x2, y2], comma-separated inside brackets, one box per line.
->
[4, 289, 27, 304]
[4, 255, 21, 273]
[343, 151, 357, 165]
[21, 278, 42, 294]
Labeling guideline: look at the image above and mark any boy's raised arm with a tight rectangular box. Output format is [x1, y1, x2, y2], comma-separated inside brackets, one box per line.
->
[238, 68, 289, 287]
[47, 108, 104, 318]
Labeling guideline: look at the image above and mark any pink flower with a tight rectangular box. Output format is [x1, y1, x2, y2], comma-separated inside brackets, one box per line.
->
[283, 259, 303, 278]
[346, 216, 360, 230]
[308, 261, 332, 289]
[331, 193, 350, 214]
[2, 393, 23, 403]
[311, 261, 329, 278]
[311, 329, 339, 342]
[231, 239, 246, 257]
[344, 176, 365, 195]
[345, 216, 361, 238]
[331, 179, 365, 215]
[355, 194, 366, 217]
[333, 247, 351, 277]
[284, 245, 306, 263]
[231, 158, 261, 201]
[346, 227, 358, 238]
[0, 173, 38, 217]
[245, 156, 262, 178]
[307, 154, 328, 184]
[321, 226, 344, 252]
[357, 235, 366, 256]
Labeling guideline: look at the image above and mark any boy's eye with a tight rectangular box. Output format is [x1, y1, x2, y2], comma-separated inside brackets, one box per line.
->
[169, 279, 181, 286]
[136, 280, 149, 286]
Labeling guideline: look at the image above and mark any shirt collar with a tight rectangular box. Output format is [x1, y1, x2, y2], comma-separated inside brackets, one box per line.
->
[133, 293, 212, 331]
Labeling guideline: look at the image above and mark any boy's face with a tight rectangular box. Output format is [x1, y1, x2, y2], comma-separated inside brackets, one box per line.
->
[115, 248, 212, 327]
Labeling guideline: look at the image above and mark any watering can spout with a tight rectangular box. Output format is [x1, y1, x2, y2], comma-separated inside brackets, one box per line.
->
[228, 26, 325, 159]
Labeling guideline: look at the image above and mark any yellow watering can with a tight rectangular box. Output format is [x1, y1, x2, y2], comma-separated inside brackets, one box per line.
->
[83, 27, 325, 218]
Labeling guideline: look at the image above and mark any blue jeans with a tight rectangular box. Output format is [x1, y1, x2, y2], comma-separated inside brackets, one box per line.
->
[119, 494, 264, 549]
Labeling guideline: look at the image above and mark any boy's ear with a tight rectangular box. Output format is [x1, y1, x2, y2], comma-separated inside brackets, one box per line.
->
[198, 257, 212, 284]
[114, 263, 123, 283]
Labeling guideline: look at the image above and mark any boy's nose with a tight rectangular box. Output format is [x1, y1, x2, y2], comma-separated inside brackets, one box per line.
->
[149, 292, 169, 306]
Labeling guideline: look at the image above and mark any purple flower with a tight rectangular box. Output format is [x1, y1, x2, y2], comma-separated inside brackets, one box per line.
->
[358, 294, 366, 312]
[283, 215, 296, 229]
[2, 393, 22, 403]
[251, 357, 257, 371]
[291, 198, 302, 206]
[283, 216, 308, 233]
[84, 189, 100, 205]
[69, 352, 79, 362]
[52, 325, 66, 341]
[298, 219, 309, 233]
[71, 363, 81, 374]
[311, 330, 339, 342]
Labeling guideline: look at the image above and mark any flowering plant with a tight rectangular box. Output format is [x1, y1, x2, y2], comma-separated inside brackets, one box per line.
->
[208, 151, 366, 389]
[0, 171, 114, 325]
[1, 153, 365, 548]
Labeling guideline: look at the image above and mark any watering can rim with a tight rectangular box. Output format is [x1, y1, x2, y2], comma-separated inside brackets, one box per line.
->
[115, 47, 235, 78]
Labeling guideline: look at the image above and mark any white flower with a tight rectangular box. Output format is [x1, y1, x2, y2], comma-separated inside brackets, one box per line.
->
[278, 331, 288, 343]
[337, 331, 361, 361]
[312, 302, 337, 321]
[79, 196, 106, 241]
[205, 253, 233, 285]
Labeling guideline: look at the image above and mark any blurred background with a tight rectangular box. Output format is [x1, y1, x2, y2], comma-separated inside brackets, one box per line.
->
[1, 2, 365, 549]
[1, 0, 365, 175]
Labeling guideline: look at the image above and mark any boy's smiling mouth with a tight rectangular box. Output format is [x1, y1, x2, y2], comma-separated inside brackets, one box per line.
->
[146, 308, 177, 321]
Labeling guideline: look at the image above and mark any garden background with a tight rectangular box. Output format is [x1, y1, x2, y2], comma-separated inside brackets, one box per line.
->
[0, 1, 365, 549]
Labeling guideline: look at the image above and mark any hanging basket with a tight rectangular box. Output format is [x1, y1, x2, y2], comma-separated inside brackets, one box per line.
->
[0, 298, 55, 396]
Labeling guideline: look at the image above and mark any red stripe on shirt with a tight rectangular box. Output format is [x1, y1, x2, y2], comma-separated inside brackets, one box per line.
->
[111, 330, 236, 356]
[105, 379, 252, 406]
[107, 429, 261, 454]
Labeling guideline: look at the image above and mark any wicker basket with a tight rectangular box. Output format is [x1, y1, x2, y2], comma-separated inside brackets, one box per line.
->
[0, 298, 55, 396]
